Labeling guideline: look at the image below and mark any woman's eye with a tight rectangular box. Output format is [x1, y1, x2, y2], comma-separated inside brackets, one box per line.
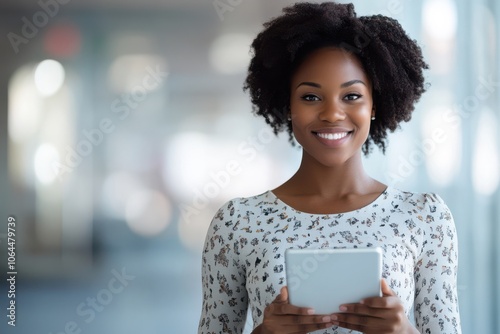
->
[301, 94, 320, 102]
[344, 94, 362, 101]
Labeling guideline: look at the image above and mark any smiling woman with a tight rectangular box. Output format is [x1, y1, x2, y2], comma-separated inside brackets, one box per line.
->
[289, 48, 374, 169]
[198, 2, 461, 334]
[243, 3, 428, 156]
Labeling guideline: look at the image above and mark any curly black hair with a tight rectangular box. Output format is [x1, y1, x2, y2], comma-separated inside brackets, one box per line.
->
[243, 2, 428, 154]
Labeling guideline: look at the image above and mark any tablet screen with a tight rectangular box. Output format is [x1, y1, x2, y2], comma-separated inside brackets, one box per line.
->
[285, 247, 382, 314]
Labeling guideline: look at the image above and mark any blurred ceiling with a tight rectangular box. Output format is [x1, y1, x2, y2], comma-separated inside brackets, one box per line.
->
[0, 0, 290, 75]
[0, 0, 290, 13]
[0, 0, 217, 10]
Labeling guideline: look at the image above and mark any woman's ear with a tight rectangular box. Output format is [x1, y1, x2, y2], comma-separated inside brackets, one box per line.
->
[371, 108, 376, 121]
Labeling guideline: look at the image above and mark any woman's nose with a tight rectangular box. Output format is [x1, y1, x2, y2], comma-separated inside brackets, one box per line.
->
[319, 99, 345, 122]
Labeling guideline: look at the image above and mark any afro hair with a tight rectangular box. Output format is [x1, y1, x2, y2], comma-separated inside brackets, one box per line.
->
[243, 2, 429, 154]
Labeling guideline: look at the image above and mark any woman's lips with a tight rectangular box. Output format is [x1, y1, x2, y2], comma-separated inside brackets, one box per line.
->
[315, 132, 349, 140]
[312, 130, 353, 147]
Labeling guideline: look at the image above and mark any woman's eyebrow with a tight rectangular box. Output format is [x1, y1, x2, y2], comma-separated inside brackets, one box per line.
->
[340, 79, 366, 88]
[295, 79, 366, 89]
[295, 81, 321, 89]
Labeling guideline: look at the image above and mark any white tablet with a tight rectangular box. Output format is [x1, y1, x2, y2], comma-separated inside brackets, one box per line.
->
[284, 247, 382, 314]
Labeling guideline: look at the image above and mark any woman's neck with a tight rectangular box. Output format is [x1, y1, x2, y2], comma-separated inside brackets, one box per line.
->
[276, 151, 382, 199]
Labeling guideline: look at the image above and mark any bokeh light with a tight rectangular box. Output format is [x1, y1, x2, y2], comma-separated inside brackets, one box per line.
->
[472, 109, 499, 195]
[101, 171, 145, 220]
[8, 64, 41, 143]
[423, 0, 458, 41]
[34, 143, 60, 184]
[423, 106, 462, 187]
[108, 54, 167, 93]
[177, 209, 214, 253]
[34, 59, 65, 97]
[43, 23, 82, 58]
[209, 33, 253, 74]
[125, 189, 172, 237]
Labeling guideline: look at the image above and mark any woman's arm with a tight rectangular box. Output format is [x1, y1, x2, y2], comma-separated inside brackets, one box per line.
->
[413, 193, 461, 333]
[198, 200, 249, 334]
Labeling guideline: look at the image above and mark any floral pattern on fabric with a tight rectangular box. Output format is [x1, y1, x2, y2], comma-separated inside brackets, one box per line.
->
[198, 187, 461, 334]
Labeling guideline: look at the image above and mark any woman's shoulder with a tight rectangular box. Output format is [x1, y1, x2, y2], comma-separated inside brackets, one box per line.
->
[386, 186, 453, 220]
[388, 186, 446, 204]
[212, 190, 278, 218]
[206, 190, 281, 240]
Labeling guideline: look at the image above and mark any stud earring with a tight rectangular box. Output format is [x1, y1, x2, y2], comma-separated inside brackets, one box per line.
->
[371, 115, 376, 121]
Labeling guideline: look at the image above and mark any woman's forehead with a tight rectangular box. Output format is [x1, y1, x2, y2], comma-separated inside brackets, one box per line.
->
[291, 47, 370, 86]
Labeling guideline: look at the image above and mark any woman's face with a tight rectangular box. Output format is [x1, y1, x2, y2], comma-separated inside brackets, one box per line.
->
[289, 47, 374, 167]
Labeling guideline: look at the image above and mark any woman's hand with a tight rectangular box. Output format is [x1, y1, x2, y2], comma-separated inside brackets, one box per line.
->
[329, 279, 419, 334]
[256, 286, 334, 334]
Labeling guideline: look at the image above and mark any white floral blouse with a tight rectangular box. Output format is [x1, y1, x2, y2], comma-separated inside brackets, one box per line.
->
[198, 187, 461, 334]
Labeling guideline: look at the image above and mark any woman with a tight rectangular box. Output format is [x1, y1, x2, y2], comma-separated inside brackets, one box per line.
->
[198, 2, 461, 333]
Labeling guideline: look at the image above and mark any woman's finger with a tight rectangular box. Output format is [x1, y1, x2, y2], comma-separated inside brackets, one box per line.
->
[269, 286, 316, 316]
[268, 301, 316, 316]
[273, 286, 289, 304]
[271, 314, 334, 326]
[380, 279, 396, 297]
[359, 280, 402, 309]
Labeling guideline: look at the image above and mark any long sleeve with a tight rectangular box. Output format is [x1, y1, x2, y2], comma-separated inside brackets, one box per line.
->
[198, 200, 249, 334]
[413, 193, 461, 333]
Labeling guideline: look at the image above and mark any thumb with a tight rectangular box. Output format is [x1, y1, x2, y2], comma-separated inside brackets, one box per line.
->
[275, 286, 289, 303]
[381, 279, 396, 297]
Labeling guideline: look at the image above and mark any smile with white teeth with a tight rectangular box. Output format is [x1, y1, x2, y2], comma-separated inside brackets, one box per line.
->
[316, 132, 349, 140]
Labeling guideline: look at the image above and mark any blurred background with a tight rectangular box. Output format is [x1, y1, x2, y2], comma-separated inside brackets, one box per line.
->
[0, 0, 498, 333]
